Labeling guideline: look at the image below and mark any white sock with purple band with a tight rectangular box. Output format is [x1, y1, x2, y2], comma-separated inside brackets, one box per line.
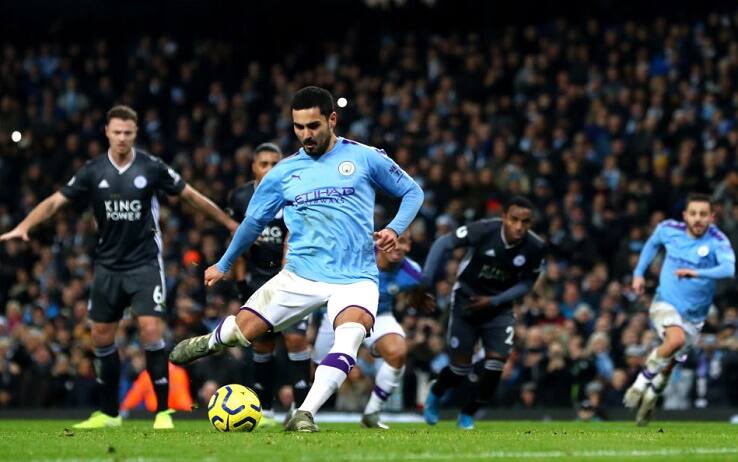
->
[633, 349, 670, 391]
[208, 315, 250, 349]
[298, 322, 366, 415]
[364, 363, 405, 415]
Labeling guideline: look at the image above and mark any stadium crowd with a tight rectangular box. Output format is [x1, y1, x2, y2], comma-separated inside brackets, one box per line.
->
[3, 10, 738, 416]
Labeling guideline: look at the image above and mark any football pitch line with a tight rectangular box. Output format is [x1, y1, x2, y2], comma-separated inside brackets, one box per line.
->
[339, 447, 738, 460]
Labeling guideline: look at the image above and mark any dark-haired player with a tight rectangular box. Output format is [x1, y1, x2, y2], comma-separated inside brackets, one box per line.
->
[170, 86, 424, 432]
[1, 105, 238, 429]
[626, 193, 735, 426]
[226, 143, 312, 427]
[422, 196, 545, 430]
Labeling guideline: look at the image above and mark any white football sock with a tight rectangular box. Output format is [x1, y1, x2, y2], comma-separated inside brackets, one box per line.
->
[298, 322, 366, 415]
[209, 315, 250, 349]
[633, 349, 670, 391]
[364, 363, 405, 415]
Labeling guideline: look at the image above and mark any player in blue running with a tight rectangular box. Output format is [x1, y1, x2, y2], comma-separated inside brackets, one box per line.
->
[169, 86, 423, 432]
[312, 230, 435, 429]
[625, 193, 735, 426]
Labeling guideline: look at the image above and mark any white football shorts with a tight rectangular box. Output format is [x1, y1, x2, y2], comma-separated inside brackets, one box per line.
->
[242, 269, 378, 333]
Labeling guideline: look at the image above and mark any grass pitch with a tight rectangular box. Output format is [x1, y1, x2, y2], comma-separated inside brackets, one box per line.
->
[0, 420, 735, 461]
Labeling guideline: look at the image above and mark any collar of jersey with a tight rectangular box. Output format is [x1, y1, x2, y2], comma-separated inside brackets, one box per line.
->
[107, 148, 137, 175]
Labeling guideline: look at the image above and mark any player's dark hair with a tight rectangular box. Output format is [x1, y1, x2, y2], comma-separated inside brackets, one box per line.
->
[291, 86, 335, 118]
[503, 195, 535, 213]
[106, 105, 138, 125]
[686, 192, 713, 209]
[254, 142, 282, 156]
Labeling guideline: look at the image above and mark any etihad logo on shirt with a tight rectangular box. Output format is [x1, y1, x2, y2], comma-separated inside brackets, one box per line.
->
[293, 187, 355, 206]
[104, 200, 142, 221]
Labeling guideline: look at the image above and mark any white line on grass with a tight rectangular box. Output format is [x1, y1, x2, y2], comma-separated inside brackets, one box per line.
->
[334, 447, 738, 461]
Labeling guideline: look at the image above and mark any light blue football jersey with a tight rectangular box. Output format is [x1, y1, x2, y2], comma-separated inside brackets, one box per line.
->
[634, 220, 735, 323]
[216, 137, 423, 284]
[377, 257, 423, 315]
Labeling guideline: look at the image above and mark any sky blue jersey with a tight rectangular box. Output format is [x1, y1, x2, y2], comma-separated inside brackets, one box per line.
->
[377, 257, 423, 315]
[216, 137, 424, 284]
[634, 220, 735, 323]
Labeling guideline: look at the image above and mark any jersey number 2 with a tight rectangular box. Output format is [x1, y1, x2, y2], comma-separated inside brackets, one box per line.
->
[504, 326, 514, 345]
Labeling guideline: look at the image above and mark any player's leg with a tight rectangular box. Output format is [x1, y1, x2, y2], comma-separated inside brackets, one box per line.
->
[170, 270, 318, 365]
[288, 281, 378, 432]
[636, 356, 679, 426]
[424, 311, 475, 425]
[74, 268, 125, 429]
[251, 335, 277, 427]
[625, 302, 688, 409]
[283, 318, 312, 413]
[128, 265, 175, 429]
[457, 313, 514, 430]
[362, 332, 406, 429]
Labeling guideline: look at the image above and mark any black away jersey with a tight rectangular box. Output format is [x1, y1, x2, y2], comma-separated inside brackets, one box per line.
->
[60, 149, 185, 270]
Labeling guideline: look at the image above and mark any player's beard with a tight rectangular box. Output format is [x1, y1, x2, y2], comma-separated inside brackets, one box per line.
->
[303, 131, 331, 156]
[688, 222, 707, 237]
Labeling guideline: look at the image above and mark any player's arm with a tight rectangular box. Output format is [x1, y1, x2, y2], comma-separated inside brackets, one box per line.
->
[180, 184, 239, 233]
[366, 149, 424, 251]
[682, 240, 736, 279]
[0, 192, 69, 242]
[206, 170, 286, 286]
[632, 223, 665, 294]
[466, 256, 544, 312]
[421, 221, 486, 288]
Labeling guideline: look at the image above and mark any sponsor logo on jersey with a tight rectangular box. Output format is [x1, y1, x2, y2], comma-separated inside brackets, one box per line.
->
[98, 179, 110, 189]
[134, 175, 147, 189]
[338, 161, 356, 176]
[104, 200, 142, 221]
[294, 187, 355, 206]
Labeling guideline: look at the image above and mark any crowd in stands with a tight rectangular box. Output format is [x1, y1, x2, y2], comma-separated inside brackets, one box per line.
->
[3, 10, 738, 415]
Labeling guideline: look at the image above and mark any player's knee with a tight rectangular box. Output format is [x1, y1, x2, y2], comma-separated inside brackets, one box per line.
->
[236, 310, 270, 342]
[665, 328, 687, 352]
[283, 333, 307, 352]
[383, 344, 407, 368]
[334, 306, 374, 332]
[252, 339, 275, 355]
[91, 323, 116, 346]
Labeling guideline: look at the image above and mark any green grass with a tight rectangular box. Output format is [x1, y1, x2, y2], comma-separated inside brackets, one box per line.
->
[0, 420, 735, 461]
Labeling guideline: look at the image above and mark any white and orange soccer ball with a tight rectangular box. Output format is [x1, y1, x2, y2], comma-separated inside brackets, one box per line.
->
[207, 384, 262, 432]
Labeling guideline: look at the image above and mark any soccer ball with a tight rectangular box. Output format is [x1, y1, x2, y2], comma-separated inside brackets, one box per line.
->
[208, 384, 262, 432]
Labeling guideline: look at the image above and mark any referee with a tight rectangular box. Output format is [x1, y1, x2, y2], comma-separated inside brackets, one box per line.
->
[1, 105, 238, 429]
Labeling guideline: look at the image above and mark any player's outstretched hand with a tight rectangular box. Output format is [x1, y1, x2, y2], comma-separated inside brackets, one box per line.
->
[204, 265, 226, 287]
[674, 268, 698, 279]
[463, 295, 493, 313]
[632, 276, 646, 295]
[373, 228, 398, 252]
[408, 286, 437, 314]
[0, 226, 29, 242]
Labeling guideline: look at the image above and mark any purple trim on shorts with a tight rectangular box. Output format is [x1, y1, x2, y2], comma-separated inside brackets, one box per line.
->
[373, 385, 390, 401]
[239, 306, 274, 332]
[332, 305, 376, 327]
[642, 368, 657, 380]
[320, 352, 355, 375]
